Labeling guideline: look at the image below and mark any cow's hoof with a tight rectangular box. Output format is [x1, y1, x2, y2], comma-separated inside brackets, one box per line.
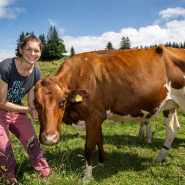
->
[156, 148, 168, 163]
[136, 135, 143, 140]
[82, 175, 94, 183]
[155, 155, 166, 163]
[98, 162, 104, 166]
[144, 139, 152, 144]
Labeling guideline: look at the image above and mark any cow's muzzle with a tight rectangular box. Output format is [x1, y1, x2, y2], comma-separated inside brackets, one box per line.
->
[40, 132, 61, 146]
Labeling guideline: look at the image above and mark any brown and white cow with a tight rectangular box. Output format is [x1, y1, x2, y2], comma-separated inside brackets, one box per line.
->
[34, 45, 185, 180]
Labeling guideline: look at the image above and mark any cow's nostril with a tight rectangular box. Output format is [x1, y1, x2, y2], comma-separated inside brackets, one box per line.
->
[43, 135, 47, 142]
[54, 135, 57, 140]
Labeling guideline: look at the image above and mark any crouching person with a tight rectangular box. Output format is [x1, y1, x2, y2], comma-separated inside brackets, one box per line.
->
[0, 35, 51, 184]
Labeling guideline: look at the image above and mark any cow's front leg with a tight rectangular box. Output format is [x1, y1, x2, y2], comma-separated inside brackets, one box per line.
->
[97, 126, 105, 165]
[83, 118, 103, 181]
[156, 109, 180, 162]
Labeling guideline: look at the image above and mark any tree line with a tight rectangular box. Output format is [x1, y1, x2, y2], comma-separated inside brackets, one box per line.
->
[15, 28, 185, 60]
[105, 37, 185, 50]
[15, 26, 67, 61]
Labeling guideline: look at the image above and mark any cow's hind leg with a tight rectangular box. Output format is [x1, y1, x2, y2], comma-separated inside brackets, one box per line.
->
[145, 121, 152, 143]
[136, 121, 152, 143]
[136, 122, 145, 140]
[156, 109, 180, 163]
[97, 127, 105, 165]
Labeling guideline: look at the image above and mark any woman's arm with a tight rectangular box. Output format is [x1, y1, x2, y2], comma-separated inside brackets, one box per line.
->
[27, 86, 39, 121]
[27, 86, 35, 108]
[0, 79, 31, 113]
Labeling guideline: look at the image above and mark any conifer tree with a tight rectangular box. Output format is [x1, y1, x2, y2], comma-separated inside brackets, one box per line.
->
[164, 42, 169, 47]
[39, 33, 47, 60]
[70, 46, 75, 56]
[15, 31, 25, 57]
[53, 26, 59, 42]
[46, 26, 67, 60]
[47, 26, 54, 43]
[119, 36, 131, 50]
[172, 42, 176, 48]
[30, 31, 35, 36]
[105, 41, 114, 50]
[119, 36, 126, 50]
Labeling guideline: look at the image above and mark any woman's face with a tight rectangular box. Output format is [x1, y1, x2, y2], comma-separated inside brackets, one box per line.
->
[19, 41, 41, 65]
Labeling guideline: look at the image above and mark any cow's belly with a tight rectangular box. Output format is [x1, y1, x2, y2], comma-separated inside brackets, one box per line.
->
[106, 110, 150, 123]
[71, 99, 178, 131]
[72, 120, 86, 131]
[107, 99, 178, 123]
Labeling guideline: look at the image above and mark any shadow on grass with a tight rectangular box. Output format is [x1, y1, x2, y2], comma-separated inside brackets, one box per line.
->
[42, 132, 185, 179]
[14, 131, 185, 182]
[38, 145, 157, 181]
[60, 132, 185, 151]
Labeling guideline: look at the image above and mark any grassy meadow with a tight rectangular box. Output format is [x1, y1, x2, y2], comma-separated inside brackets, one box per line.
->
[3, 58, 185, 185]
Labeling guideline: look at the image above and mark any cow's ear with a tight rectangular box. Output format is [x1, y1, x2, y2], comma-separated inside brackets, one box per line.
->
[66, 89, 88, 103]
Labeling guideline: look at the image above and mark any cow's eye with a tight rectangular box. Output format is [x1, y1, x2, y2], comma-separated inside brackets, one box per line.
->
[59, 103, 64, 108]
[33, 99, 37, 106]
[33, 100, 42, 109]
[59, 99, 65, 108]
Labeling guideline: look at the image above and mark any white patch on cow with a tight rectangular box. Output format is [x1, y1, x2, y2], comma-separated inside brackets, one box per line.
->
[141, 110, 150, 117]
[72, 120, 86, 131]
[77, 120, 86, 126]
[56, 85, 61, 91]
[164, 81, 185, 112]
[106, 109, 150, 123]
[83, 162, 93, 180]
[85, 58, 87, 60]
[183, 75, 185, 79]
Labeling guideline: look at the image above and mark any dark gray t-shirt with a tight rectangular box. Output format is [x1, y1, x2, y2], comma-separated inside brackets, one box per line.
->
[0, 58, 41, 106]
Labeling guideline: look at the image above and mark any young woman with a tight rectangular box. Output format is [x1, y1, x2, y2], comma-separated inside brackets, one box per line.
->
[0, 35, 51, 184]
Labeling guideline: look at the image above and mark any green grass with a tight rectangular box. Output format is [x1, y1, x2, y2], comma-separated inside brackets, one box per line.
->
[2, 59, 185, 184]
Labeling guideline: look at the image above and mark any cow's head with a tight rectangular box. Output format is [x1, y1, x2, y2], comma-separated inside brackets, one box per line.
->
[34, 76, 88, 146]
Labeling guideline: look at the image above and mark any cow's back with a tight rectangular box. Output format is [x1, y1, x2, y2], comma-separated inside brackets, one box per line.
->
[56, 46, 182, 123]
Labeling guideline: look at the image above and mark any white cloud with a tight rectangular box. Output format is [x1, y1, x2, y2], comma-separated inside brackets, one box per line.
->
[62, 7, 185, 55]
[58, 27, 65, 36]
[0, 0, 26, 19]
[48, 19, 61, 27]
[159, 7, 185, 20]
[0, 50, 15, 62]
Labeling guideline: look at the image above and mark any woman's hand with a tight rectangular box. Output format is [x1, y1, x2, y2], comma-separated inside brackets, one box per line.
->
[29, 108, 39, 122]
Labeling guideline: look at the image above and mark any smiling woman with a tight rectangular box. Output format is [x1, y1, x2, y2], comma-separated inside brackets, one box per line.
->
[0, 35, 51, 184]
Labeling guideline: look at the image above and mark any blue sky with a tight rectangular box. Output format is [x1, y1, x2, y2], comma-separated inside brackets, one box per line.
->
[0, 0, 185, 61]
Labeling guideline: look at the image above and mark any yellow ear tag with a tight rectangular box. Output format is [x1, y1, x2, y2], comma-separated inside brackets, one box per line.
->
[75, 94, 82, 102]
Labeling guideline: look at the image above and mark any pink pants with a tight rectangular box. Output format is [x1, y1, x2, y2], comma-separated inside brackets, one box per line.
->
[0, 109, 50, 183]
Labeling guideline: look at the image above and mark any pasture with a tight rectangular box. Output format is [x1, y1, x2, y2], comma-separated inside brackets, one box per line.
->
[4, 59, 185, 185]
